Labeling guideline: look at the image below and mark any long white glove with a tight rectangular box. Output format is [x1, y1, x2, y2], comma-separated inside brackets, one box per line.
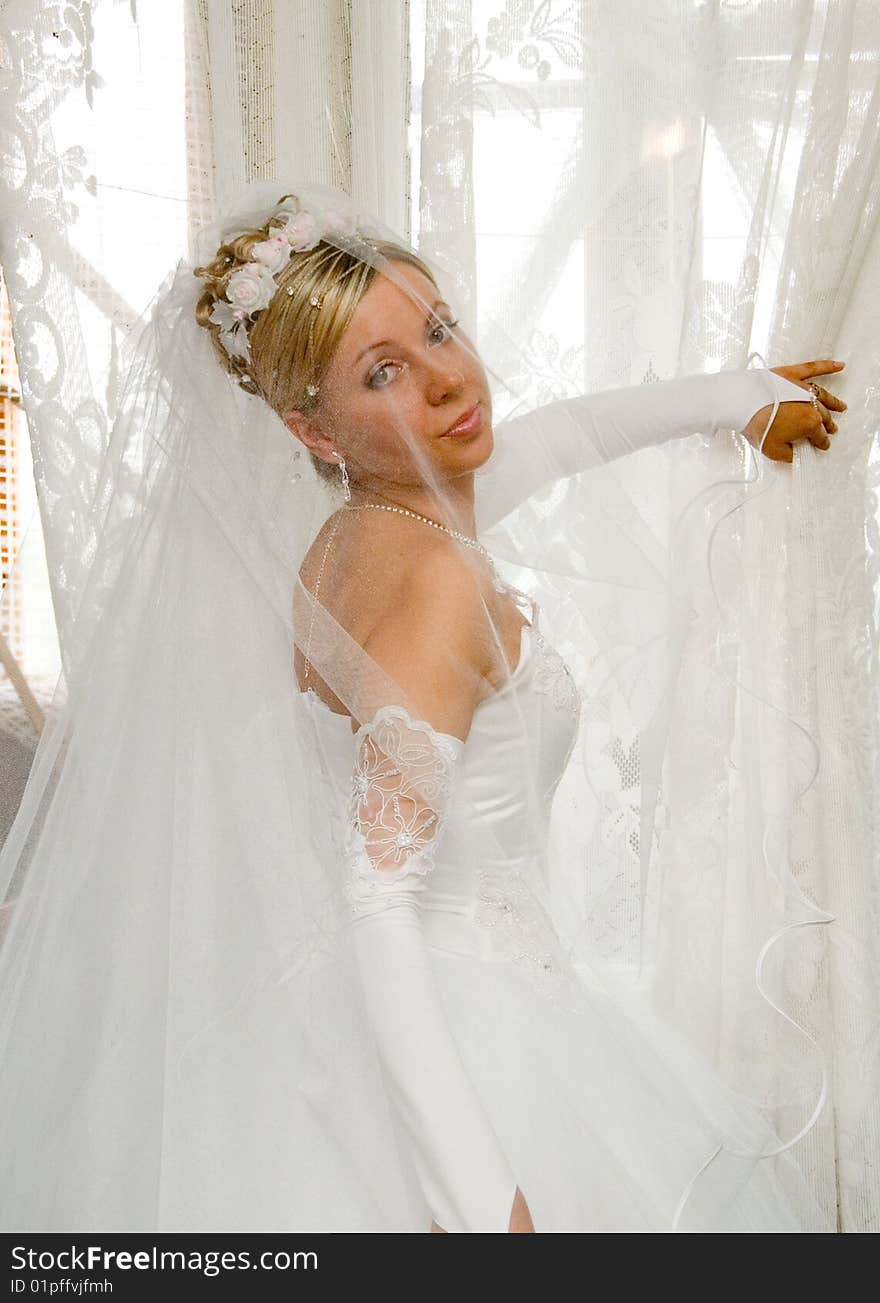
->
[476, 365, 814, 530]
[343, 704, 519, 1234]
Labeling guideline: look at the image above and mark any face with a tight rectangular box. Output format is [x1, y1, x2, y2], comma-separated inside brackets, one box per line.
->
[284, 261, 494, 489]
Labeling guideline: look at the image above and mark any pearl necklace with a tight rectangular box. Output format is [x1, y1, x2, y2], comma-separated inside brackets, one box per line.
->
[344, 500, 508, 592]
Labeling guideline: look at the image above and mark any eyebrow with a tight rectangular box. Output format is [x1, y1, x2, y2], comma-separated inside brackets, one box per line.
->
[355, 299, 451, 365]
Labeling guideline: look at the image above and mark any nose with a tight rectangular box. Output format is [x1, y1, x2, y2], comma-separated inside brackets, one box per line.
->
[424, 357, 466, 404]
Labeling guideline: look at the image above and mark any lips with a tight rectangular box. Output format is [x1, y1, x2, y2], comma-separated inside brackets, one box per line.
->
[441, 402, 482, 438]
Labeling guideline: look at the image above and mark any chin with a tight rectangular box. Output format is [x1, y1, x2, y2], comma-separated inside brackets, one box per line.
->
[440, 424, 494, 475]
[472, 425, 495, 469]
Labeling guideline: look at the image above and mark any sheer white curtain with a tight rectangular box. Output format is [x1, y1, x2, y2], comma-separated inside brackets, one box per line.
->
[188, 0, 412, 242]
[412, 0, 879, 1232]
[0, 0, 877, 1231]
[0, 0, 412, 692]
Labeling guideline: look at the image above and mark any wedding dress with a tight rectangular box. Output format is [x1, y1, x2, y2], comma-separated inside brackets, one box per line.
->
[0, 181, 835, 1234]
[294, 364, 833, 1233]
[302, 616, 832, 1233]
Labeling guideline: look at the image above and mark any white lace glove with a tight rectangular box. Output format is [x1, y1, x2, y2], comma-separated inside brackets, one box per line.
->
[343, 705, 519, 1234]
[476, 365, 814, 530]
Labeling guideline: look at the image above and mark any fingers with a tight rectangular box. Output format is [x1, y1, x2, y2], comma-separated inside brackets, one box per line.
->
[810, 383, 847, 414]
[818, 398, 838, 434]
[804, 396, 837, 436]
[806, 417, 832, 451]
[763, 439, 794, 463]
[792, 358, 847, 380]
[793, 400, 833, 451]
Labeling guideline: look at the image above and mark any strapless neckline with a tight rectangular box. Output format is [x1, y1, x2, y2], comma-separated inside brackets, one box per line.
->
[297, 619, 536, 742]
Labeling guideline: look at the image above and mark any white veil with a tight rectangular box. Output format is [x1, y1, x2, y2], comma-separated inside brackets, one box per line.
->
[0, 179, 832, 1231]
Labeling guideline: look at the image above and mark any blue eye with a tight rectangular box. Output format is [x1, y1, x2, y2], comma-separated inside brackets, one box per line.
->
[429, 317, 459, 343]
[367, 362, 398, 389]
[366, 317, 460, 389]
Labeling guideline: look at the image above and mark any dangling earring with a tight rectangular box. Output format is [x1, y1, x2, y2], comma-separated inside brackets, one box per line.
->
[333, 450, 351, 502]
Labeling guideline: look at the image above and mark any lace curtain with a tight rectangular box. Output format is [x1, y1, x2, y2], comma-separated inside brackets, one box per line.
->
[413, 0, 880, 1232]
[0, 0, 877, 1231]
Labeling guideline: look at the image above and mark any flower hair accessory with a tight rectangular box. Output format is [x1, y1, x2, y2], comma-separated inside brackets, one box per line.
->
[207, 195, 369, 371]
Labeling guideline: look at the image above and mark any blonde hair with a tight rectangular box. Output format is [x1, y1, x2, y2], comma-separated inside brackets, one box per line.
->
[193, 194, 441, 486]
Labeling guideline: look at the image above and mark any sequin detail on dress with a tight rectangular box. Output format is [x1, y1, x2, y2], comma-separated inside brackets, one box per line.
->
[531, 630, 582, 719]
[474, 864, 582, 1011]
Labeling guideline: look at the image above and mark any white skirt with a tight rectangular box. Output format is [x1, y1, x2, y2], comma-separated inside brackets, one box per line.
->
[425, 944, 834, 1233]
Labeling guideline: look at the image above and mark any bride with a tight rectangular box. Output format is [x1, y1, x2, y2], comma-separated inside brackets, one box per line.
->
[0, 181, 847, 1233]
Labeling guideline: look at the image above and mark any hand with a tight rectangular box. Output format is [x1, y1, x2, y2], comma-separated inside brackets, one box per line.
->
[743, 359, 848, 463]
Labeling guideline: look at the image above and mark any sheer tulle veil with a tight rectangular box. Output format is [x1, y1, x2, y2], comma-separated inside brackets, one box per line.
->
[0, 179, 833, 1230]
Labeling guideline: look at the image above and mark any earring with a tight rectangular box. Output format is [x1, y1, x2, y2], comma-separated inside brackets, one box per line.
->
[333, 450, 351, 501]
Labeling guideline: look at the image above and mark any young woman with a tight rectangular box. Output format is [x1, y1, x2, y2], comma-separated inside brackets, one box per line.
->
[0, 181, 846, 1233]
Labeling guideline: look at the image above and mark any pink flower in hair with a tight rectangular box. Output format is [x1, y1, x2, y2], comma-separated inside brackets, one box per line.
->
[225, 262, 276, 313]
[251, 235, 293, 275]
[280, 210, 322, 252]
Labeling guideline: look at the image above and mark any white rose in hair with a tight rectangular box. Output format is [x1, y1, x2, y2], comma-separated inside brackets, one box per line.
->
[225, 263, 277, 313]
[251, 235, 293, 275]
[280, 210, 321, 251]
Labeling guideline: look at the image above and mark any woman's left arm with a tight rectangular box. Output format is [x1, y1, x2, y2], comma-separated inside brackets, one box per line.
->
[475, 360, 847, 532]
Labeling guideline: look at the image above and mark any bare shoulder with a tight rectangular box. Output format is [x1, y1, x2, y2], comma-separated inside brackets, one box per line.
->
[296, 513, 495, 739]
[362, 539, 492, 741]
